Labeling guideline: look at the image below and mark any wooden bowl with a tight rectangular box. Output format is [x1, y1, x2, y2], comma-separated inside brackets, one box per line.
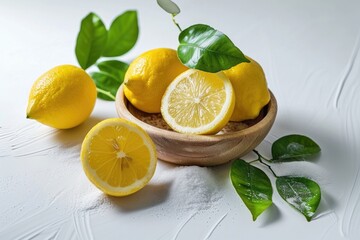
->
[115, 85, 277, 166]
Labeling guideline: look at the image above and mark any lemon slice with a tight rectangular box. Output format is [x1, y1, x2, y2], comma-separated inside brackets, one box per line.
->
[161, 69, 235, 135]
[81, 118, 157, 196]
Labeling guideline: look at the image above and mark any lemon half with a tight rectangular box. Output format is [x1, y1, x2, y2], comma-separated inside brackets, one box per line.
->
[81, 118, 157, 196]
[161, 69, 235, 135]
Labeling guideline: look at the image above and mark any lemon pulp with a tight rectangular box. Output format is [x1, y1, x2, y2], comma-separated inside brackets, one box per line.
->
[81, 118, 157, 196]
[161, 69, 235, 135]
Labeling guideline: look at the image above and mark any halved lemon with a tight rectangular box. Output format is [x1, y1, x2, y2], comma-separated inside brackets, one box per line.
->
[81, 118, 157, 196]
[161, 69, 235, 135]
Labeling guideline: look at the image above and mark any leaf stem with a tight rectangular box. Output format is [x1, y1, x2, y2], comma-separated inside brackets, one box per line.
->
[248, 159, 259, 164]
[260, 155, 272, 162]
[253, 150, 278, 178]
[252, 149, 262, 159]
[96, 88, 116, 100]
[172, 14, 182, 32]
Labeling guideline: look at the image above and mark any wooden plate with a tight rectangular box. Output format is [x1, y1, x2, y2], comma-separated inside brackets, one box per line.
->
[115, 85, 277, 166]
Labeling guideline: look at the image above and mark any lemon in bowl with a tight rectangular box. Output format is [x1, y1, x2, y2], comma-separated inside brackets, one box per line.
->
[123, 48, 188, 113]
[116, 53, 277, 166]
[223, 56, 270, 121]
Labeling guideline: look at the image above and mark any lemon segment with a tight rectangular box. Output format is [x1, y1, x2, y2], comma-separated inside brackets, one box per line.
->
[161, 69, 235, 135]
[223, 57, 270, 121]
[81, 118, 157, 196]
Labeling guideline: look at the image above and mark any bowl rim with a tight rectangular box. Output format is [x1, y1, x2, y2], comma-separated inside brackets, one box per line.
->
[115, 84, 277, 143]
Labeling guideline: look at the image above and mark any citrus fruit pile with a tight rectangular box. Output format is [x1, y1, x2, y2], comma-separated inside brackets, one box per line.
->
[25, 47, 270, 197]
[124, 48, 271, 135]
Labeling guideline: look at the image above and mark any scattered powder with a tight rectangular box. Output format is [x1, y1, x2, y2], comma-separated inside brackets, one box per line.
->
[77, 190, 110, 213]
[156, 165, 223, 212]
[71, 164, 224, 215]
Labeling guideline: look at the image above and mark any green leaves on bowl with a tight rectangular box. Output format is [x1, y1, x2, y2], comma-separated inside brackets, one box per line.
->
[157, 1, 249, 73]
[178, 24, 249, 73]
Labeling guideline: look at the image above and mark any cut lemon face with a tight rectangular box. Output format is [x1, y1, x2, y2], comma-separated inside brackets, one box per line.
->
[81, 118, 157, 196]
[161, 69, 235, 135]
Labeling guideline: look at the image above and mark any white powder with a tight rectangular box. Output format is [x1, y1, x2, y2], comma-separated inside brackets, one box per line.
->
[77, 189, 111, 213]
[156, 165, 222, 212]
[73, 163, 223, 215]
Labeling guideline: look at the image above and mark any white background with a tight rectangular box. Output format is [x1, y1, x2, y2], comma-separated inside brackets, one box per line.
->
[1, 0, 360, 239]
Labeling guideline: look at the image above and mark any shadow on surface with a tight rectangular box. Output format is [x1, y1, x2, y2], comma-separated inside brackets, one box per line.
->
[258, 204, 282, 227]
[313, 190, 337, 220]
[108, 181, 173, 212]
[52, 116, 105, 146]
[207, 161, 233, 187]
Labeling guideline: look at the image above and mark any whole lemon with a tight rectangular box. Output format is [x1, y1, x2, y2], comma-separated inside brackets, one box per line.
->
[26, 65, 97, 129]
[223, 57, 270, 121]
[123, 48, 188, 113]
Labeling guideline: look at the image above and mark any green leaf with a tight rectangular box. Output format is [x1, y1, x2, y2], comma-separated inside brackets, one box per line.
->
[230, 159, 273, 221]
[157, 0, 181, 16]
[271, 134, 321, 161]
[91, 72, 121, 101]
[102, 11, 139, 57]
[97, 60, 129, 82]
[276, 176, 321, 221]
[75, 13, 107, 70]
[178, 24, 249, 73]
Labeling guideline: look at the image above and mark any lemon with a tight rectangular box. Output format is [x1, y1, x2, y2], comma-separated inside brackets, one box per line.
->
[80, 118, 157, 196]
[123, 48, 188, 113]
[223, 57, 270, 121]
[161, 69, 235, 135]
[26, 65, 97, 129]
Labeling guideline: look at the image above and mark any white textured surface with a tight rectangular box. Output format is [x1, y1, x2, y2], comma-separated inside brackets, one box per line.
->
[1, 0, 360, 239]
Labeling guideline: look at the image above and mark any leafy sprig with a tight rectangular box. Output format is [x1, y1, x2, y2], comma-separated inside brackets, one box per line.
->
[75, 11, 139, 101]
[157, 0, 249, 73]
[231, 134, 322, 222]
